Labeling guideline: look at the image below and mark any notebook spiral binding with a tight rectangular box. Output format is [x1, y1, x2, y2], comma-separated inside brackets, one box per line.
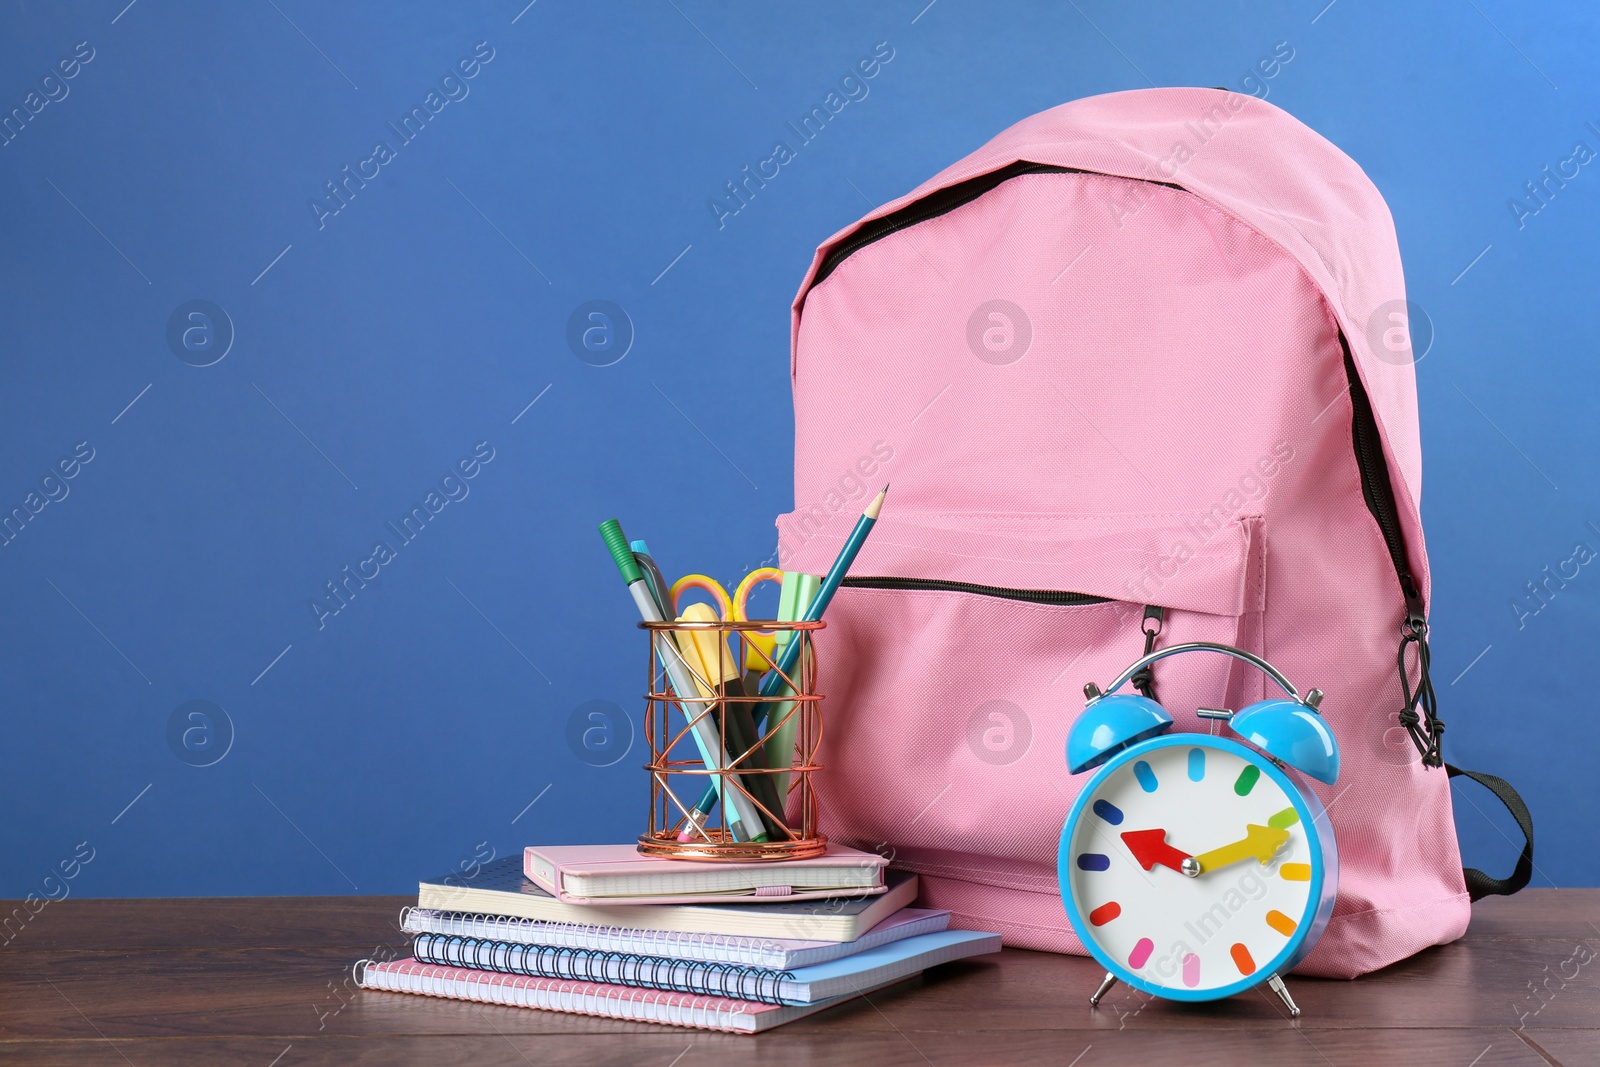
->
[366, 959, 748, 1029]
[405, 909, 785, 964]
[411, 932, 797, 1005]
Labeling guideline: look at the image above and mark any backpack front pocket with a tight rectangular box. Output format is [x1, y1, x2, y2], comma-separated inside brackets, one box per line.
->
[779, 512, 1268, 896]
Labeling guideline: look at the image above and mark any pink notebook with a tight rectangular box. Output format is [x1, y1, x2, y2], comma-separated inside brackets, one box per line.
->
[523, 843, 887, 905]
[357, 958, 903, 1033]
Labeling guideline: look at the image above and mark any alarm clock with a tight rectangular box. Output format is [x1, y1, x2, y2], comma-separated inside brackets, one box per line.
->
[1058, 642, 1339, 1017]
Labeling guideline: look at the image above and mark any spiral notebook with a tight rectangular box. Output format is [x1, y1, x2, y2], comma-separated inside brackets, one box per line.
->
[409, 929, 1000, 1006]
[401, 905, 951, 969]
[356, 958, 907, 1033]
[419, 857, 916, 942]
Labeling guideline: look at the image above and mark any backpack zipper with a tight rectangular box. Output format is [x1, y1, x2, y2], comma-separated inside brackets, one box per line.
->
[840, 576, 1111, 605]
[1342, 334, 1441, 766]
[1341, 338, 1426, 625]
[844, 578, 1161, 695]
[807, 161, 1181, 292]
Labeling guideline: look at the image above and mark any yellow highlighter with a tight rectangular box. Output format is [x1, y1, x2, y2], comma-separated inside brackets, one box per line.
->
[672, 602, 741, 698]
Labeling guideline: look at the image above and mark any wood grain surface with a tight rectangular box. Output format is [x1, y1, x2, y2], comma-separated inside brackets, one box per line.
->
[0, 890, 1595, 1065]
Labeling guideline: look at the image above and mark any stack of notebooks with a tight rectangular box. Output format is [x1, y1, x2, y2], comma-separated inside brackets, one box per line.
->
[355, 843, 1000, 1033]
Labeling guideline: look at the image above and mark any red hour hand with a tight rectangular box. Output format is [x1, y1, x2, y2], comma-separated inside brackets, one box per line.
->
[1121, 828, 1197, 876]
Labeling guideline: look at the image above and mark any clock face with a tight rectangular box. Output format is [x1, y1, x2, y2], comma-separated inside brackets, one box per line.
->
[1060, 735, 1322, 997]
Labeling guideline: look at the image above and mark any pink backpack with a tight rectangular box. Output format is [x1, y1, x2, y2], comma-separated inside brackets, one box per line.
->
[775, 88, 1532, 978]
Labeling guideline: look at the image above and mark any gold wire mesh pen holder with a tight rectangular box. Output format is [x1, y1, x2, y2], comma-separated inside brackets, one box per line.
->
[638, 618, 826, 862]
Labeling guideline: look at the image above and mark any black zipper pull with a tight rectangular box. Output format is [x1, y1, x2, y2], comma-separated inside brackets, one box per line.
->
[1400, 573, 1427, 632]
[1130, 605, 1164, 701]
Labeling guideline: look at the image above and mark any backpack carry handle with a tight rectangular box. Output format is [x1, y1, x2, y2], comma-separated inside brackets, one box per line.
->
[1447, 764, 1535, 900]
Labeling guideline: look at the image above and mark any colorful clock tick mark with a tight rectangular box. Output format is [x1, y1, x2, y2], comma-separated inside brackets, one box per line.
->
[1133, 759, 1158, 792]
[1182, 952, 1201, 987]
[1230, 942, 1256, 975]
[1128, 937, 1154, 969]
[1267, 807, 1300, 830]
[1280, 863, 1311, 881]
[1092, 799, 1124, 825]
[1265, 910, 1298, 936]
[1234, 764, 1260, 796]
[1187, 747, 1206, 781]
[1077, 853, 1111, 871]
[1088, 901, 1121, 926]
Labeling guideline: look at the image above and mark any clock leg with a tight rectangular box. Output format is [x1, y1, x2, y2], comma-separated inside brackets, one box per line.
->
[1089, 972, 1118, 1006]
[1266, 973, 1301, 1018]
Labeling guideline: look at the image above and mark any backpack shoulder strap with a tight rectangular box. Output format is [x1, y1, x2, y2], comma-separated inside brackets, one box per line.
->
[1446, 764, 1534, 900]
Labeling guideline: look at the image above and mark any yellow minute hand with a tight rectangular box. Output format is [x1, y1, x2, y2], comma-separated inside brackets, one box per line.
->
[1193, 823, 1290, 874]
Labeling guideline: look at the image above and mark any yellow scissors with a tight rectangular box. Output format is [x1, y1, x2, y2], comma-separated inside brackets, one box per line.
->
[669, 568, 784, 678]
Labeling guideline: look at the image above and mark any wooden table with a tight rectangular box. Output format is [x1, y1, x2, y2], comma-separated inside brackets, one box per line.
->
[1, 891, 1595, 1065]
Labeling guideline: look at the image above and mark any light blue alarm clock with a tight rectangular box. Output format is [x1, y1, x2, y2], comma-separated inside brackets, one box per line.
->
[1057, 642, 1339, 1017]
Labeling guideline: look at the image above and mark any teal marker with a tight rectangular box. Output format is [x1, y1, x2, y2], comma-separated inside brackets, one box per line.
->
[629, 539, 670, 619]
[599, 520, 766, 842]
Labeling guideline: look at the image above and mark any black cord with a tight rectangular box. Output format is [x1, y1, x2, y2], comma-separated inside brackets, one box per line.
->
[1396, 620, 1443, 768]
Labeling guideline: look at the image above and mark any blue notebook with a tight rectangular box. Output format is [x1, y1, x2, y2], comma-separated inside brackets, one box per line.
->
[403, 905, 952, 969]
[410, 928, 1002, 1006]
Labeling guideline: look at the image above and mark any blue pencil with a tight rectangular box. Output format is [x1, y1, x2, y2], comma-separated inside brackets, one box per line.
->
[757, 484, 887, 699]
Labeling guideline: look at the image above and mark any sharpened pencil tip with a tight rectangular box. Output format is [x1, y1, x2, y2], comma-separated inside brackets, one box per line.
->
[865, 485, 888, 520]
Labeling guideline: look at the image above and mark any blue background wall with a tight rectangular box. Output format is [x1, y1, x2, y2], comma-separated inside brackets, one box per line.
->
[1, 0, 1593, 898]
